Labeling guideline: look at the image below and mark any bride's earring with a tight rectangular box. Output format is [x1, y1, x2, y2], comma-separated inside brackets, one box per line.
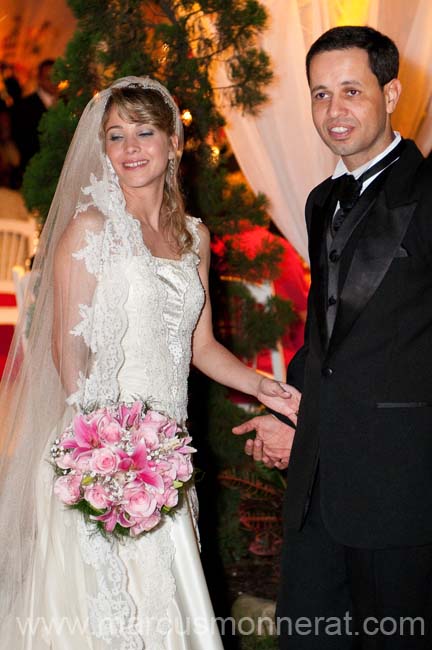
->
[167, 154, 175, 178]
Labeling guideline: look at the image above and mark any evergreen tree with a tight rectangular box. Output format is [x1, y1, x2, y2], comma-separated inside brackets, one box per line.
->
[23, 0, 273, 218]
[23, 0, 299, 588]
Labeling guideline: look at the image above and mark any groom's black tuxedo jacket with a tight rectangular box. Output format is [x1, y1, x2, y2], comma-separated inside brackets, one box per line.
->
[283, 140, 432, 549]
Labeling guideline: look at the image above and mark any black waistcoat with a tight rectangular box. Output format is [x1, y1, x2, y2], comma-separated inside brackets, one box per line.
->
[324, 170, 391, 342]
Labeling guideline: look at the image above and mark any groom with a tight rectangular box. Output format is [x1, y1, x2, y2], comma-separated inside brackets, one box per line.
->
[234, 26, 432, 649]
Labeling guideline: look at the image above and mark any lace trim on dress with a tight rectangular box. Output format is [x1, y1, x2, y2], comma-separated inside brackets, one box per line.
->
[67, 164, 145, 411]
[72, 228, 105, 277]
[77, 515, 177, 650]
[120, 520, 176, 650]
[70, 303, 95, 350]
[77, 518, 144, 649]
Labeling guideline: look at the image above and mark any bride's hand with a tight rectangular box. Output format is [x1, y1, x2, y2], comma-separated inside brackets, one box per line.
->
[256, 377, 301, 423]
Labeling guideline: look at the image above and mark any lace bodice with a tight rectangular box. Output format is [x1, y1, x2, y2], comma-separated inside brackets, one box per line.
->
[117, 249, 205, 423]
[66, 162, 205, 414]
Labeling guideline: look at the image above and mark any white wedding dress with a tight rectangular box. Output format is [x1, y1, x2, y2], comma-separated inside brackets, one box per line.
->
[23, 212, 224, 649]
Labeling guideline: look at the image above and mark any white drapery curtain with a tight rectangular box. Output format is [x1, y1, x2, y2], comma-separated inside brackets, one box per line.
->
[219, 0, 432, 262]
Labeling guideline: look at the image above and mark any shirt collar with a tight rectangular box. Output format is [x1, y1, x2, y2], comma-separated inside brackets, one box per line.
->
[332, 132, 402, 180]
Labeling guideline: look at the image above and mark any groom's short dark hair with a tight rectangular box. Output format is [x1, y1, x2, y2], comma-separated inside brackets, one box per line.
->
[306, 26, 399, 88]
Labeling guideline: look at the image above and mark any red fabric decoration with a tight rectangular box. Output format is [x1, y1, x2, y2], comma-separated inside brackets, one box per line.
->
[0, 293, 16, 307]
[212, 225, 309, 375]
[0, 293, 16, 378]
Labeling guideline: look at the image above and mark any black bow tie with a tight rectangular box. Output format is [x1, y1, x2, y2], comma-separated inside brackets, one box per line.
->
[337, 174, 362, 212]
[332, 139, 405, 233]
[332, 174, 362, 232]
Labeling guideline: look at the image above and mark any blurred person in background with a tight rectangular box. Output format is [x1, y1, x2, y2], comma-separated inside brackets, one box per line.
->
[12, 59, 58, 179]
[0, 100, 20, 188]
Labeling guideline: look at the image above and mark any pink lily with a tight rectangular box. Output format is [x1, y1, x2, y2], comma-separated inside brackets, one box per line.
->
[91, 506, 135, 532]
[62, 413, 102, 458]
[176, 437, 197, 454]
[118, 401, 143, 429]
[118, 443, 164, 493]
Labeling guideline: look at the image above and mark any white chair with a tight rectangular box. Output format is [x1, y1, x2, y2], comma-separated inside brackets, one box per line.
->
[0, 218, 36, 325]
[12, 265, 31, 314]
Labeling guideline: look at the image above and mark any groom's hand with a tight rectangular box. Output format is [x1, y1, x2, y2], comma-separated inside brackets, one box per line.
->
[232, 414, 295, 470]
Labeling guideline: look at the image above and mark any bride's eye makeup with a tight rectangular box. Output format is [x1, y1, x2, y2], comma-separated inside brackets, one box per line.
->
[137, 128, 154, 137]
[106, 128, 154, 141]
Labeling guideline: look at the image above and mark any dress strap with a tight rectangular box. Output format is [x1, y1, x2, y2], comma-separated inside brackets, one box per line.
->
[186, 215, 202, 256]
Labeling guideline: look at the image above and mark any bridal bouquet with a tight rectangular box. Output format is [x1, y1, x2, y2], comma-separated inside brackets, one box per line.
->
[50, 401, 196, 538]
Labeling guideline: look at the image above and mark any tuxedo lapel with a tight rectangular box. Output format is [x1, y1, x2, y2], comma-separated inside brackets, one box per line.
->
[327, 158, 421, 356]
[306, 139, 424, 358]
[328, 140, 424, 354]
[330, 175, 386, 255]
[308, 180, 335, 352]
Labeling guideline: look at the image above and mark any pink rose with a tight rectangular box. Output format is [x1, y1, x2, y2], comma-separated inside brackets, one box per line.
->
[56, 452, 77, 471]
[171, 452, 193, 482]
[98, 418, 123, 445]
[144, 410, 167, 423]
[75, 452, 93, 472]
[161, 464, 177, 485]
[84, 483, 112, 510]
[123, 485, 157, 519]
[130, 511, 161, 536]
[142, 411, 167, 432]
[91, 448, 119, 475]
[132, 425, 159, 449]
[163, 487, 179, 509]
[54, 474, 82, 505]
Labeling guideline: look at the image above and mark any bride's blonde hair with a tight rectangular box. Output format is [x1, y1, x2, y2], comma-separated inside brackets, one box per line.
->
[102, 85, 193, 253]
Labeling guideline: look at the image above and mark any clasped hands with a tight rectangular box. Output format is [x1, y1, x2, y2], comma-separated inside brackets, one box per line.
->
[234, 377, 301, 470]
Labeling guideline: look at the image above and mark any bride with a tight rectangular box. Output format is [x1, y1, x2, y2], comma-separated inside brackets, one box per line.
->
[0, 77, 297, 649]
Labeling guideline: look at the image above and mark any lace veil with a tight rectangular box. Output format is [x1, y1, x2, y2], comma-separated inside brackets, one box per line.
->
[0, 76, 184, 635]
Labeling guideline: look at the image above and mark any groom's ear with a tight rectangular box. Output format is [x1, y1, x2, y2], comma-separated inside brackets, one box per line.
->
[384, 78, 402, 115]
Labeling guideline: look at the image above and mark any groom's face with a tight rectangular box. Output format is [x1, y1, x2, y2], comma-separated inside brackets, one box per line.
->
[308, 47, 400, 171]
